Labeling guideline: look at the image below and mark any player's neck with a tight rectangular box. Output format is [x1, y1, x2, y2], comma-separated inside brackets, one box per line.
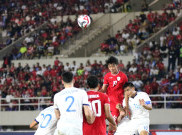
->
[111, 71, 119, 75]
[89, 88, 97, 91]
[64, 84, 73, 88]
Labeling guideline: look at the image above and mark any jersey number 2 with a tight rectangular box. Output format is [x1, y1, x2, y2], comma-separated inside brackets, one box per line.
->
[89, 100, 101, 117]
[66, 96, 76, 112]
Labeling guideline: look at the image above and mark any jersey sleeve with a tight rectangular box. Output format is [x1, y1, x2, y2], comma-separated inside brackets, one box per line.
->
[82, 90, 89, 106]
[103, 74, 109, 85]
[142, 93, 151, 105]
[53, 94, 58, 109]
[103, 94, 110, 104]
[123, 73, 128, 83]
[35, 111, 43, 124]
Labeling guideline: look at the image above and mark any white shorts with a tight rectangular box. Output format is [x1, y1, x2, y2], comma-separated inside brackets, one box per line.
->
[130, 118, 150, 134]
[54, 130, 82, 135]
[115, 117, 135, 135]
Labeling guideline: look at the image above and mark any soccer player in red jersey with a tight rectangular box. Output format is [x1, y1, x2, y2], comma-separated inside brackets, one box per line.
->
[101, 56, 128, 135]
[83, 76, 117, 135]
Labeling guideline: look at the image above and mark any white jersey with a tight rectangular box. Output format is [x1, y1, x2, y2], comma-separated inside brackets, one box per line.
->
[123, 92, 151, 119]
[54, 87, 89, 135]
[35, 106, 57, 135]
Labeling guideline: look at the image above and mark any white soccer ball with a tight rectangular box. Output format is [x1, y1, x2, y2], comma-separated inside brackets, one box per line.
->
[77, 15, 91, 28]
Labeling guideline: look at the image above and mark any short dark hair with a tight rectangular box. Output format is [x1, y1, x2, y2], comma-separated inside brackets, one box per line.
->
[106, 56, 119, 65]
[123, 82, 135, 90]
[62, 72, 73, 83]
[87, 76, 99, 89]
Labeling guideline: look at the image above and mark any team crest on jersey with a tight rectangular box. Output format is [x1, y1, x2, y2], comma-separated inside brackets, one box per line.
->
[117, 77, 121, 81]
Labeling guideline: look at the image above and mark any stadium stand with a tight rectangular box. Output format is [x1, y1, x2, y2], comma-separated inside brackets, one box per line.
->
[164, 0, 182, 10]
[0, 35, 182, 111]
[100, 9, 180, 55]
[0, 0, 182, 134]
[0, 0, 131, 51]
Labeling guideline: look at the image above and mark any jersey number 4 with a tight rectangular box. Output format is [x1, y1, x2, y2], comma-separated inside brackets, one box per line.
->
[89, 100, 101, 117]
[65, 96, 76, 112]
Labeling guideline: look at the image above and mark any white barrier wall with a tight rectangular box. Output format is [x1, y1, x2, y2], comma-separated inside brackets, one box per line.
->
[0, 109, 182, 125]
[0, 56, 134, 67]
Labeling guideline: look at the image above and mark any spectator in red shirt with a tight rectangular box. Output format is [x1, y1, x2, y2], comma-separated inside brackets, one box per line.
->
[150, 77, 159, 94]
[54, 57, 60, 67]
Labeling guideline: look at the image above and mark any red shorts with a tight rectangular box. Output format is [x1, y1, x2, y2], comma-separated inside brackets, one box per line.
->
[110, 101, 121, 123]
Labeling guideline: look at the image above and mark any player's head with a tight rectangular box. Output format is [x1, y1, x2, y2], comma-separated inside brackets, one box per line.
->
[87, 75, 99, 90]
[123, 82, 136, 97]
[62, 71, 74, 85]
[106, 56, 119, 74]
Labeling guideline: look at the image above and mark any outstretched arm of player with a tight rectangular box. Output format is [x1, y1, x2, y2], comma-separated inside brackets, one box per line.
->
[139, 99, 152, 110]
[83, 105, 95, 124]
[29, 120, 38, 129]
[104, 104, 117, 129]
[100, 84, 108, 93]
[54, 109, 61, 120]
[124, 91, 130, 117]
[116, 103, 125, 124]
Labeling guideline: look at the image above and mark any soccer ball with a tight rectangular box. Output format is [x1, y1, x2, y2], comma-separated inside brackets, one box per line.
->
[77, 15, 91, 28]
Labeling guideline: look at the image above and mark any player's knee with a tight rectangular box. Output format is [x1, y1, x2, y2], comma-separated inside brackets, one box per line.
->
[139, 130, 148, 135]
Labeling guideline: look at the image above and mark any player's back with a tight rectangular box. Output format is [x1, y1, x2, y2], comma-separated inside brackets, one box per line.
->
[83, 91, 109, 135]
[35, 106, 57, 135]
[54, 87, 88, 135]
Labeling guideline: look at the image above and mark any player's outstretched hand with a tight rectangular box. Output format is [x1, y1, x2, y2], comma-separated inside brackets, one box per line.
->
[116, 103, 122, 110]
[112, 123, 117, 132]
[116, 103, 125, 116]
[139, 99, 145, 106]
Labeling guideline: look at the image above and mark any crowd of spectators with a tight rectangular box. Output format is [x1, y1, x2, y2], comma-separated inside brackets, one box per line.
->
[0, 0, 131, 58]
[0, 40, 182, 111]
[164, 0, 182, 10]
[8, 17, 81, 59]
[100, 9, 181, 55]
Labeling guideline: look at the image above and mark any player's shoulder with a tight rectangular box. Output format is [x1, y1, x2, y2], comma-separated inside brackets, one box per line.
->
[88, 90, 107, 96]
[137, 92, 149, 97]
[87, 91, 108, 99]
[104, 72, 111, 77]
[54, 91, 62, 98]
[99, 91, 109, 98]
[41, 106, 54, 114]
[119, 71, 127, 77]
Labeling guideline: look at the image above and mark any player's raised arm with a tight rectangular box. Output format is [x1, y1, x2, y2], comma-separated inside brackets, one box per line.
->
[124, 90, 130, 117]
[116, 103, 125, 124]
[139, 92, 153, 111]
[100, 84, 108, 93]
[83, 105, 95, 124]
[104, 104, 117, 128]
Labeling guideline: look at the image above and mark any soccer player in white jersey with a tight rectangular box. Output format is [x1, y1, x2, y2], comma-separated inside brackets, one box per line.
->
[122, 82, 152, 135]
[54, 71, 95, 135]
[30, 106, 57, 135]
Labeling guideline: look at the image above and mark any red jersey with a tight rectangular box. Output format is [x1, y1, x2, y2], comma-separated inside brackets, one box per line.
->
[103, 71, 128, 103]
[83, 91, 110, 135]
